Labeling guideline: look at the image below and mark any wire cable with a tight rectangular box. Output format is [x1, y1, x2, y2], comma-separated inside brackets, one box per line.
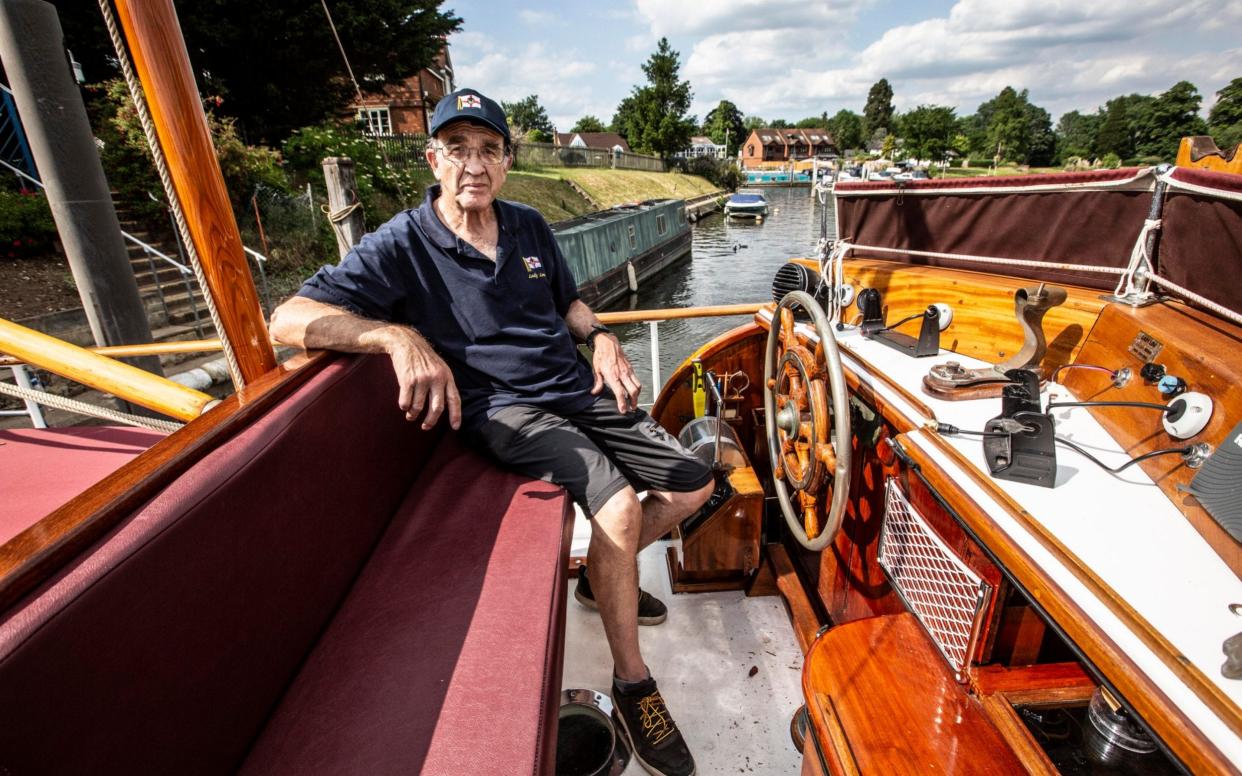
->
[1053, 436, 1191, 474]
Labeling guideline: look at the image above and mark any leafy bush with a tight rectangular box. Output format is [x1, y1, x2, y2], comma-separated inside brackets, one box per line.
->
[282, 122, 422, 226]
[1100, 152, 1122, 169]
[0, 189, 58, 258]
[674, 156, 742, 190]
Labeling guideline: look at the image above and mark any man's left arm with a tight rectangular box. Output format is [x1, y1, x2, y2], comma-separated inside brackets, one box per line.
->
[564, 300, 642, 414]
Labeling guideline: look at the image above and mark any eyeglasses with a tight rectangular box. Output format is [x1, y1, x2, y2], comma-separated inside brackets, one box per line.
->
[434, 143, 510, 167]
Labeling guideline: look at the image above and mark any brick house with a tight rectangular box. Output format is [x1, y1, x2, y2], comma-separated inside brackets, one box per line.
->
[351, 46, 454, 135]
[740, 127, 835, 169]
[553, 132, 632, 153]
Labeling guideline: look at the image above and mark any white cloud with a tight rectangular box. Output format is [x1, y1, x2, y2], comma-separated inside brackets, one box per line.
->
[635, 0, 869, 38]
[518, 9, 559, 26]
[660, 0, 1242, 121]
[451, 32, 610, 131]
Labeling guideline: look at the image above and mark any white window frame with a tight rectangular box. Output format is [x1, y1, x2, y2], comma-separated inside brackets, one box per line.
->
[357, 106, 392, 136]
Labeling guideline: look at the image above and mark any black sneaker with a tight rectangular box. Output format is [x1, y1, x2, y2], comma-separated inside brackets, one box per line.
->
[611, 676, 696, 776]
[574, 564, 668, 625]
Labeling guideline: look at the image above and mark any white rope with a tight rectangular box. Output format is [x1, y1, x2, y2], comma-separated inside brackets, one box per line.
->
[1112, 218, 1162, 298]
[835, 241, 1127, 276]
[0, 380, 182, 433]
[1146, 273, 1242, 327]
[1159, 169, 1242, 203]
[97, 0, 247, 389]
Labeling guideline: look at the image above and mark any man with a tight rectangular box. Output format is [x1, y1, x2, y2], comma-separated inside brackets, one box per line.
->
[269, 88, 712, 776]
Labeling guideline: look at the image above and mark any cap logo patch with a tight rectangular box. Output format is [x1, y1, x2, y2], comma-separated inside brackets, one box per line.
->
[458, 94, 482, 110]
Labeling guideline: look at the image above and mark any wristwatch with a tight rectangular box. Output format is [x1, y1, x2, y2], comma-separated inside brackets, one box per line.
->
[585, 324, 613, 348]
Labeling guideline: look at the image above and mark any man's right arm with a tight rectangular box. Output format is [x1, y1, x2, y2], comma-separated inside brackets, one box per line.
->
[269, 296, 461, 430]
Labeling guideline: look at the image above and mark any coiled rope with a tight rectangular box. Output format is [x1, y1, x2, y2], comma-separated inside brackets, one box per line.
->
[96, 0, 246, 389]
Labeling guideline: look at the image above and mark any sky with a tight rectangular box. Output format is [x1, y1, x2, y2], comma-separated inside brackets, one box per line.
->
[446, 0, 1242, 131]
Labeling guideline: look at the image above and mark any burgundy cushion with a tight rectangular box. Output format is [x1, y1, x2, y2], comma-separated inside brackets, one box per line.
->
[0, 355, 442, 774]
[241, 435, 572, 776]
[0, 426, 166, 544]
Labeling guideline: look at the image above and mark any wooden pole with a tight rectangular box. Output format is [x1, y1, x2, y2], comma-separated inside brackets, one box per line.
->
[322, 157, 366, 257]
[0, 317, 214, 422]
[113, 0, 277, 383]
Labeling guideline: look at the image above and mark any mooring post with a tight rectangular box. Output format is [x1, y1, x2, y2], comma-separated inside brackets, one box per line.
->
[0, 0, 163, 383]
[322, 157, 366, 257]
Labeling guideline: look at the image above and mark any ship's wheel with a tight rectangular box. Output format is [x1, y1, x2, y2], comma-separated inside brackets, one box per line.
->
[764, 291, 852, 551]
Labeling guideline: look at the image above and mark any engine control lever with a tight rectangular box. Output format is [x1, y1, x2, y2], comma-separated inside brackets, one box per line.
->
[923, 283, 1068, 400]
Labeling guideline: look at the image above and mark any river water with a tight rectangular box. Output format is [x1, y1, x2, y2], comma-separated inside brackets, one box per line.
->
[609, 187, 834, 405]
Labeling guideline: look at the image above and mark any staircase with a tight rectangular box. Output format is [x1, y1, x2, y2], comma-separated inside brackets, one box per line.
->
[112, 199, 216, 344]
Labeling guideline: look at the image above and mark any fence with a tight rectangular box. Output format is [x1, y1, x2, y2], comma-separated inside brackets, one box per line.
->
[366, 133, 666, 173]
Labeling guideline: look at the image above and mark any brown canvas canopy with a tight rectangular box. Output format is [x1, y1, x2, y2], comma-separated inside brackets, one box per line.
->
[834, 167, 1242, 321]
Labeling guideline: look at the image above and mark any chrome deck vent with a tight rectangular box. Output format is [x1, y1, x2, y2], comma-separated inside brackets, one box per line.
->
[879, 478, 991, 680]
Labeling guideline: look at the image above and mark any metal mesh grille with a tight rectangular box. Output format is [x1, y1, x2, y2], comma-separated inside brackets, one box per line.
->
[879, 478, 990, 678]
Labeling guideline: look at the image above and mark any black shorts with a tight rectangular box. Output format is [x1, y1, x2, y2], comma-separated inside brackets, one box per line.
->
[471, 393, 713, 516]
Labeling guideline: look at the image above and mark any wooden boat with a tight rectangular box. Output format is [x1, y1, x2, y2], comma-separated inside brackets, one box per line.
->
[3, 2, 1242, 773]
[724, 190, 769, 219]
[552, 198, 691, 309]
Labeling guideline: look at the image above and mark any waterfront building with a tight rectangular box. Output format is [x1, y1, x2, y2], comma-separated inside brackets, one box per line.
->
[740, 127, 835, 169]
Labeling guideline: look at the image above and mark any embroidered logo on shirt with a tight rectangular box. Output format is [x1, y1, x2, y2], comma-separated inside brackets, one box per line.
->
[522, 256, 547, 279]
[457, 95, 482, 110]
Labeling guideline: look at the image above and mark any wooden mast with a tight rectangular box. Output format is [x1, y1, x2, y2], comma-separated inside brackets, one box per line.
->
[111, 0, 277, 382]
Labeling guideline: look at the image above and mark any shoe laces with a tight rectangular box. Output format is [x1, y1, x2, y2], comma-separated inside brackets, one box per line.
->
[637, 690, 676, 746]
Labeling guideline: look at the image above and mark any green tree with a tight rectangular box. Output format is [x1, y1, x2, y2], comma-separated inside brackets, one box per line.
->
[742, 115, 766, 131]
[703, 100, 745, 156]
[956, 113, 987, 158]
[1210, 78, 1242, 151]
[502, 95, 554, 142]
[1136, 81, 1207, 160]
[612, 38, 696, 158]
[1025, 103, 1057, 166]
[571, 115, 606, 133]
[827, 109, 864, 153]
[900, 105, 956, 162]
[863, 78, 894, 138]
[57, 0, 461, 143]
[1094, 97, 1133, 159]
[795, 113, 828, 128]
[1056, 110, 1101, 159]
[769, 119, 792, 129]
[985, 87, 1031, 162]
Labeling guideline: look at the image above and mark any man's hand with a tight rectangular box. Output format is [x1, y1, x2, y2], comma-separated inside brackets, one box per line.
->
[386, 328, 462, 430]
[590, 333, 642, 414]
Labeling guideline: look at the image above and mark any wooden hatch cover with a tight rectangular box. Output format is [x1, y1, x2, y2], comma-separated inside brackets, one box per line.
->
[802, 612, 1025, 774]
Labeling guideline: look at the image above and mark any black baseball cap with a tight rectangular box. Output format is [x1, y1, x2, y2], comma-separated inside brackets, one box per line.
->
[429, 88, 511, 144]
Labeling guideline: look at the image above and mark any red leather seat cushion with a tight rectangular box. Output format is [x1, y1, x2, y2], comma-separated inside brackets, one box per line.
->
[241, 434, 571, 776]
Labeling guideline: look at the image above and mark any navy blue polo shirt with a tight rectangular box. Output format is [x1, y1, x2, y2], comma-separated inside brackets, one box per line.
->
[298, 184, 595, 430]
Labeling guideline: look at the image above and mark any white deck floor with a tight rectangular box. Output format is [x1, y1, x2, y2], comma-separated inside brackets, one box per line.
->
[563, 515, 805, 775]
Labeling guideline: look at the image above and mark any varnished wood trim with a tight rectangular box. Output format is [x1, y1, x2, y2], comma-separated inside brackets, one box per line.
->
[978, 694, 1060, 776]
[769, 542, 821, 654]
[971, 663, 1095, 706]
[597, 303, 763, 325]
[650, 321, 765, 421]
[812, 693, 862, 776]
[835, 341, 937, 422]
[0, 352, 331, 612]
[114, 0, 277, 382]
[0, 338, 230, 367]
[901, 434, 1238, 775]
